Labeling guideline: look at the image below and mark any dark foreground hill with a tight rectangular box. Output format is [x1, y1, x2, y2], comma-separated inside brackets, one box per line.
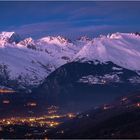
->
[34, 61, 140, 111]
[47, 92, 140, 139]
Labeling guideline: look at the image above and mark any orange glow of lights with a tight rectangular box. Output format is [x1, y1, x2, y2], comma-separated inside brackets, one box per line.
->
[27, 102, 37, 107]
[67, 113, 75, 118]
[0, 89, 15, 94]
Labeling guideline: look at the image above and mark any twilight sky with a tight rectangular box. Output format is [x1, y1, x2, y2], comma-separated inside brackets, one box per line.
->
[0, 1, 140, 39]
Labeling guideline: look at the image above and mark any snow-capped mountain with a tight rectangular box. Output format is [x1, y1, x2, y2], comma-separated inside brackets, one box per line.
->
[0, 31, 140, 91]
[74, 33, 140, 71]
[0, 32, 81, 90]
[0, 32, 21, 45]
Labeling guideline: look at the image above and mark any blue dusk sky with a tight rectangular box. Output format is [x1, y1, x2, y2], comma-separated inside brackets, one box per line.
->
[0, 1, 140, 39]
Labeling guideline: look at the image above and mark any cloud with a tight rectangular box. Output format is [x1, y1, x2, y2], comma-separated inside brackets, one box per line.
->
[5, 20, 140, 40]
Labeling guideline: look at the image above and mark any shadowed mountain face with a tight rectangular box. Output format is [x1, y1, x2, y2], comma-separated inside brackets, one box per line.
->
[34, 61, 140, 111]
[1, 61, 140, 118]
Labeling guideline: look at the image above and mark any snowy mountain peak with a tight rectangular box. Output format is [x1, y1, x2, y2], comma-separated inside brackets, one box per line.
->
[78, 36, 91, 42]
[110, 33, 124, 39]
[106, 32, 140, 40]
[75, 33, 140, 71]
[38, 35, 71, 46]
[17, 37, 34, 46]
[1, 31, 140, 90]
[0, 31, 21, 45]
[0, 31, 15, 38]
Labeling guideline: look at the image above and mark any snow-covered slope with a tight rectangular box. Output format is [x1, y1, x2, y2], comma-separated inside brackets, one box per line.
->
[0, 32, 81, 90]
[0, 31, 21, 45]
[75, 33, 140, 71]
[0, 31, 140, 90]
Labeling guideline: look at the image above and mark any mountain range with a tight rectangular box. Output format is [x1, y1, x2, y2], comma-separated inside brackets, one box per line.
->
[0, 31, 140, 92]
[0, 31, 140, 114]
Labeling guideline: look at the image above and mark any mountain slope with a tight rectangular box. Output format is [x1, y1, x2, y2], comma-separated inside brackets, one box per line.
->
[0, 31, 140, 91]
[47, 92, 140, 139]
[0, 32, 80, 90]
[34, 61, 140, 109]
[75, 33, 140, 71]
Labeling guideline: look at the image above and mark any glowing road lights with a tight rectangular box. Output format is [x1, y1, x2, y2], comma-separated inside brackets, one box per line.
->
[0, 89, 15, 93]
[67, 113, 76, 118]
[27, 102, 37, 107]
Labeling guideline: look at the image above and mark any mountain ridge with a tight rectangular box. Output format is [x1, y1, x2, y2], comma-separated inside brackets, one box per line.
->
[0, 31, 140, 91]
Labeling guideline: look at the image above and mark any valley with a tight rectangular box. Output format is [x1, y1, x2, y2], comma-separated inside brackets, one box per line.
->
[0, 31, 140, 138]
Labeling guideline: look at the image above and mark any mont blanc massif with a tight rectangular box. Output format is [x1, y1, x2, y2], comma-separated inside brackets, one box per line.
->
[1, 31, 140, 138]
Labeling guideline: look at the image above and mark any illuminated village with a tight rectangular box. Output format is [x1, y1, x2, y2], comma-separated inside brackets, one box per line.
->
[0, 88, 15, 94]
[1, 86, 140, 138]
[0, 87, 76, 138]
[0, 106, 76, 128]
[0, 102, 76, 138]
